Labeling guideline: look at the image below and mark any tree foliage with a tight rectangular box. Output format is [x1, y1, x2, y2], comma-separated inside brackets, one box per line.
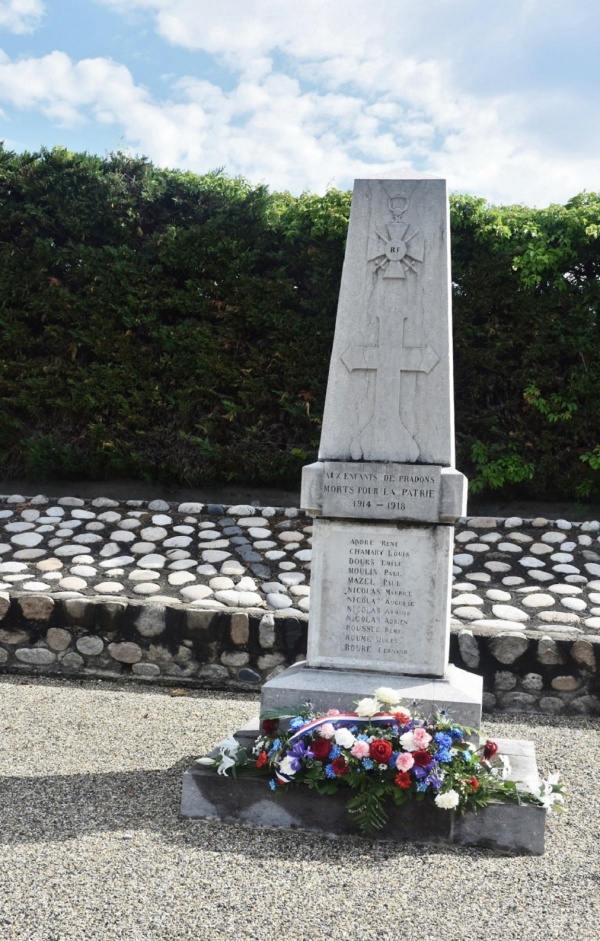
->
[0, 144, 598, 499]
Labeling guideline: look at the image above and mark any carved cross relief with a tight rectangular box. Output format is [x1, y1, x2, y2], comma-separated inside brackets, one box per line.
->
[340, 195, 438, 461]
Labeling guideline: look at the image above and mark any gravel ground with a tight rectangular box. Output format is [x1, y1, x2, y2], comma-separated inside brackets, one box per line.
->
[1, 675, 599, 941]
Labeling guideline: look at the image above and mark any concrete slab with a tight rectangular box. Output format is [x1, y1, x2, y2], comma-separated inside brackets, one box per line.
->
[181, 735, 545, 854]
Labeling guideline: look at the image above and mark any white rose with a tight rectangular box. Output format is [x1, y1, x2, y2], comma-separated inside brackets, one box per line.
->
[399, 731, 416, 752]
[435, 789, 460, 810]
[334, 728, 355, 749]
[355, 697, 380, 717]
[375, 686, 401, 706]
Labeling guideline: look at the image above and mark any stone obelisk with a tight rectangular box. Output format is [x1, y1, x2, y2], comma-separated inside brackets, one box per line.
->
[261, 176, 482, 727]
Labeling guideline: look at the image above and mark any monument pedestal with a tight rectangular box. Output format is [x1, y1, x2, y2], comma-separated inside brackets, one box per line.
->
[261, 661, 483, 729]
[181, 735, 546, 855]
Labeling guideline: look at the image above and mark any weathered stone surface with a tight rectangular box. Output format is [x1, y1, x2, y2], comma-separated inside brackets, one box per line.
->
[0, 647, 8, 663]
[522, 673, 544, 691]
[488, 633, 529, 664]
[0, 628, 29, 645]
[551, 675, 582, 692]
[491, 605, 529, 623]
[221, 651, 250, 667]
[259, 613, 276, 650]
[45, 628, 72, 651]
[494, 671, 517, 691]
[0, 591, 10, 619]
[133, 604, 167, 638]
[197, 663, 229, 681]
[537, 637, 565, 666]
[230, 612, 250, 645]
[539, 696, 564, 714]
[257, 652, 286, 671]
[501, 691, 537, 711]
[457, 629, 480, 668]
[146, 644, 172, 663]
[61, 652, 84, 669]
[184, 609, 219, 640]
[108, 641, 143, 664]
[17, 594, 55, 621]
[15, 647, 56, 665]
[132, 662, 161, 676]
[76, 634, 104, 656]
[571, 639, 597, 672]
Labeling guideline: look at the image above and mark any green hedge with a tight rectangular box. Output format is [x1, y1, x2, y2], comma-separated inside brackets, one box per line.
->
[0, 146, 599, 499]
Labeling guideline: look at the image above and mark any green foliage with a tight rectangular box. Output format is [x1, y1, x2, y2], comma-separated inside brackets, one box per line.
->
[0, 144, 598, 499]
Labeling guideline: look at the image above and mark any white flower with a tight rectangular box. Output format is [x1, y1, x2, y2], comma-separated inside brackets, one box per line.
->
[399, 730, 416, 752]
[435, 789, 460, 810]
[195, 757, 216, 767]
[278, 756, 297, 777]
[334, 728, 355, 749]
[217, 733, 240, 757]
[375, 686, 401, 706]
[499, 754, 512, 779]
[217, 753, 236, 776]
[355, 697, 380, 717]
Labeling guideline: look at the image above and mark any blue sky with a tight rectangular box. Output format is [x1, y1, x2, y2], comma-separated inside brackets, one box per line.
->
[0, 0, 598, 205]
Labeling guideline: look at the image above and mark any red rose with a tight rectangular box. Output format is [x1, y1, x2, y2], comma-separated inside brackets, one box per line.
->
[331, 756, 350, 776]
[395, 771, 411, 790]
[412, 749, 433, 768]
[255, 751, 268, 768]
[311, 738, 333, 761]
[369, 739, 393, 763]
[483, 740, 498, 760]
[261, 718, 279, 735]
[393, 710, 412, 726]
[467, 777, 479, 790]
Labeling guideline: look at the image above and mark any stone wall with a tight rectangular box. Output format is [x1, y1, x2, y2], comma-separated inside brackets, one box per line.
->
[1, 589, 599, 714]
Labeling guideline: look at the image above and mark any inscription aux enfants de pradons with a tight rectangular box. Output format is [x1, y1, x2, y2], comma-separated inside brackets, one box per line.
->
[323, 466, 439, 516]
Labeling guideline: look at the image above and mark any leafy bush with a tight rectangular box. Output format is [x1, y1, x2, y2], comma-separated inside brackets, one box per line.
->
[0, 145, 598, 499]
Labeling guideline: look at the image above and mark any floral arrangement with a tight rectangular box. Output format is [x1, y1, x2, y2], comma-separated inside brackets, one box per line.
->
[197, 687, 565, 834]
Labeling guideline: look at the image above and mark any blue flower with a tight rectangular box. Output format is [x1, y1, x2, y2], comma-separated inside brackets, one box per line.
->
[330, 745, 342, 759]
[325, 763, 337, 779]
[268, 779, 277, 791]
[434, 732, 452, 749]
[449, 728, 464, 743]
[356, 734, 370, 742]
[462, 749, 473, 762]
[426, 772, 443, 790]
[416, 780, 429, 792]
[289, 717, 306, 730]
[436, 749, 452, 764]
[289, 740, 313, 760]
[268, 738, 282, 756]
[362, 758, 375, 770]
[413, 765, 428, 780]
[389, 752, 400, 768]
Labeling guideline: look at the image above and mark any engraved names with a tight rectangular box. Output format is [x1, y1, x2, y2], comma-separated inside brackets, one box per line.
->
[307, 520, 452, 676]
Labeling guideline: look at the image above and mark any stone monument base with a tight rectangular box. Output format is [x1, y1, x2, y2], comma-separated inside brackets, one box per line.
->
[261, 662, 483, 729]
[180, 736, 545, 855]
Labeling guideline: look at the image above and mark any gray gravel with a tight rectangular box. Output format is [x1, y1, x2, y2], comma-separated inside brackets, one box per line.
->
[1, 674, 599, 941]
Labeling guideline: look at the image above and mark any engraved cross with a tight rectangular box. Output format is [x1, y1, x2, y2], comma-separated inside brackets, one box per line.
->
[341, 310, 438, 461]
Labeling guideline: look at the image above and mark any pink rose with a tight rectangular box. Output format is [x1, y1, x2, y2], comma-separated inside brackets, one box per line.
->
[326, 708, 341, 716]
[351, 741, 370, 759]
[413, 728, 432, 749]
[395, 752, 414, 772]
[318, 723, 336, 739]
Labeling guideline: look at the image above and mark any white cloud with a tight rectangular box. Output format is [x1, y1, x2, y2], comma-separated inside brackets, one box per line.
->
[0, 0, 44, 33]
[3, 0, 600, 204]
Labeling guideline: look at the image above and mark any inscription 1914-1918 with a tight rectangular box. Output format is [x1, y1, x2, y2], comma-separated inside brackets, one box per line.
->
[322, 461, 441, 522]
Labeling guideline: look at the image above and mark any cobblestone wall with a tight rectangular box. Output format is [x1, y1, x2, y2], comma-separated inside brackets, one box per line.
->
[1, 590, 599, 714]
